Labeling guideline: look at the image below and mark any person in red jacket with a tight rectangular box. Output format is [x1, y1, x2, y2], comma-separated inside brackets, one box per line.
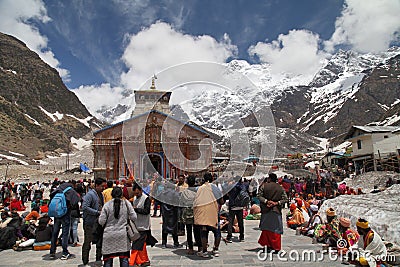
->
[9, 196, 26, 211]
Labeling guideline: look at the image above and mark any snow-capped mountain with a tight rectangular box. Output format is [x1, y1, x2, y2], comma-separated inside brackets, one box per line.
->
[76, 47, 400, 155]
[272, 47, 400, 139]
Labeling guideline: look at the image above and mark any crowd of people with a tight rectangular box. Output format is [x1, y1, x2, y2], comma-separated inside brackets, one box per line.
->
[0, 170, 396, 267]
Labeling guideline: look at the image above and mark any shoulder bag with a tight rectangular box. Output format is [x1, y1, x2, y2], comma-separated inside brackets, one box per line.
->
[125, 200, 140, 242]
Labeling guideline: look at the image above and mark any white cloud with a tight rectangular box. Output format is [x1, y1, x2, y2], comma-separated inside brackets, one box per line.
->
[248, 29, 328, 79]
[120, 22, 237, 88]
[72, 83, 130, 121]
[0, 0, 70, 80]
[325, 0, 400, 53]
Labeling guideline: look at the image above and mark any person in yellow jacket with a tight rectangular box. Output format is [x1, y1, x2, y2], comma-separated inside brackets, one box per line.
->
[102, 180, 114, 203]
[287, 201, 305, 229]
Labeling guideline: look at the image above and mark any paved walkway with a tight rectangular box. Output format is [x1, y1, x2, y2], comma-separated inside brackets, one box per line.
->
[0, 216, 346, 267]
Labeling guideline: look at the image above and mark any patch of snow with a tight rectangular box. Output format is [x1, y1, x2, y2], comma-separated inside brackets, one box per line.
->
[66, 114, 92, 128]
[0, 153, 29, 165]
[320, 182, 400, 246]
[8, 151, 25, 157]
[391, 98, 400, 107]
[53, 111, 63, 120]
[7, 69, 17, 75]
[92, 121, 102, 128]
[1, 66, 18, 75]
[34, 160, 49, 165]
[39, 106, 64, 122]
[378, 114, 400, 126]
[333, 141, 352, 152]
[24, 113, 41, 126]
[315, 137, 329, 151]
[71, 137, 92, 150]
[377, 103, 389, 111]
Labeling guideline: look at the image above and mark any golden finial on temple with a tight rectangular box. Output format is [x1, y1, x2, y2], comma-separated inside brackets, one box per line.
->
[150, 74, 157, 90]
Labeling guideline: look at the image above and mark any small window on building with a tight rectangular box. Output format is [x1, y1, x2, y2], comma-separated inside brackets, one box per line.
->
[357, 140, 362, 150]
[384, 135, 389, 138]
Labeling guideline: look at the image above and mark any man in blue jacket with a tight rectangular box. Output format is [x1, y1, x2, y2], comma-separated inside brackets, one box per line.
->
[81, 178, 106, 266]
[49, 181, 80, 260]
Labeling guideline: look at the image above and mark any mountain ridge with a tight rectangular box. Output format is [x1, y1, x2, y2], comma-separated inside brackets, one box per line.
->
[0, 32, 103, 160]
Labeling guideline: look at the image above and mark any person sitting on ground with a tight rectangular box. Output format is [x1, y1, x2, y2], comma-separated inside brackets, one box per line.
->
[9, 196, 26, 211]
[370, 185, 381, 194]
[314, 207, 341, 246]
[249, 203, 261, 215]
[25, 206, 40, 223]
[300, 204, 322, 237]
[287, 200, 305, 229]
[31, 198, 41, 210]
[338, 182, 347, 195]
[0, 211, 19, 250]
[0, 211, 12, 228]
[286, 203, 297, 221]
[40, 200, 49, 213]
[348, 218, 387, 267]
[295, 198, 310, 222]
[219, 212, 230, 232]
[35, 215, 53, 243]
[337, 217, 359, 256]
[386, 177, 394, 188]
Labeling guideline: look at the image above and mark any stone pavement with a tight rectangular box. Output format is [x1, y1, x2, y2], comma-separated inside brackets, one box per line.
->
[0, 216, 346, 267]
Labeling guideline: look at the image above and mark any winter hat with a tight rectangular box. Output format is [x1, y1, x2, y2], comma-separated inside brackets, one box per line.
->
[326, 207, 336, 217]
[310, 205, 319, 212]
[296, 198, 303, 207]
[339, 217, 351, 228]
[356, 218, 369, 229]
[290, 203, 297, 211]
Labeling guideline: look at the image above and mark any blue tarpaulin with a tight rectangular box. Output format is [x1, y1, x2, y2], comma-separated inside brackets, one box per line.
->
[243, 156, 260, 162]
[80, 163, 91, 173]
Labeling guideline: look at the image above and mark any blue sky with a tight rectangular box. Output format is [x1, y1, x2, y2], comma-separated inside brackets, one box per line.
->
[0, 0, 399, 90]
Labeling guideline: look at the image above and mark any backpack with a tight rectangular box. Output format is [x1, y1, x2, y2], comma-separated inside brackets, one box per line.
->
[48, 187, 71, 218]
[181, 207, 194, 225]
[234, 189, 250, 208]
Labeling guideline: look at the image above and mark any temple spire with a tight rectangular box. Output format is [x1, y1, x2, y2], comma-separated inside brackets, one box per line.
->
[150, 74, 157, 90]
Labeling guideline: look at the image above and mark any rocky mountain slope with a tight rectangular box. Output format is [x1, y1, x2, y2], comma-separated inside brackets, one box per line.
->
[0, 32, 102, 161]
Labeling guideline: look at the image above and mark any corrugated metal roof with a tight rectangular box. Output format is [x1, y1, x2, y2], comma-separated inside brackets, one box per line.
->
[344, 125, 399, 140]
[353, 125, 399, 133]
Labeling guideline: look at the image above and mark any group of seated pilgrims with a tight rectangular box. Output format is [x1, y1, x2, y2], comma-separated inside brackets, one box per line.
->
[0, 204, 53, 251]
